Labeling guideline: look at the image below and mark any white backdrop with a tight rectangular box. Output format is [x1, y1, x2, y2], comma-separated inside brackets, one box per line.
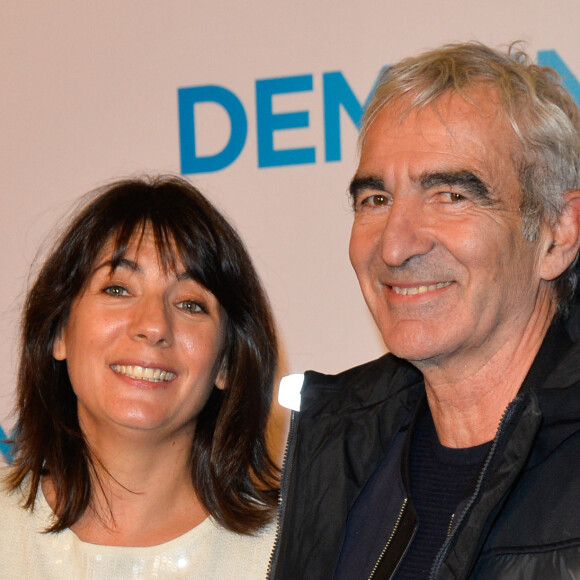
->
[2, 1, 580, 453]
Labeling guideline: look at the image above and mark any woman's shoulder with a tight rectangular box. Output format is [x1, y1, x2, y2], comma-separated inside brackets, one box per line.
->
[172, 517, 278, 578]
[204, 516, 278, 548]
[0, 465, 26, 507]
[139, 516, 278, 564]
[0, 465, 47, 524]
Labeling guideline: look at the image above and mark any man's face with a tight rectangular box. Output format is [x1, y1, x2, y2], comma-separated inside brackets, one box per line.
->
[349, 87, 552, 370]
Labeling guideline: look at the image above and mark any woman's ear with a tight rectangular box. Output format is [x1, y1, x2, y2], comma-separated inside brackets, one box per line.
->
[539, 190, 580, 281]
[52, 331, 67, 361]
[215, 369, 227, 391]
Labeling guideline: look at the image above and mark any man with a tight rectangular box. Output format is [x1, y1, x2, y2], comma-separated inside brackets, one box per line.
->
[270, 43, 580, 579]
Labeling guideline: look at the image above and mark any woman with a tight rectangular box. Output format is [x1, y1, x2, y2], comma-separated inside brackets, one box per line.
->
[1, 176, 279, 578]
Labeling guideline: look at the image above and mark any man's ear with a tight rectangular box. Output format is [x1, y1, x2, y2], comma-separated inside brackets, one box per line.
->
[539, 190, 580, 281]
[52, 331, 67, 361]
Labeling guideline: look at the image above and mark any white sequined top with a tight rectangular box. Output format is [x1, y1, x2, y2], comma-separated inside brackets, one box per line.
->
[0, 468, 277, 579]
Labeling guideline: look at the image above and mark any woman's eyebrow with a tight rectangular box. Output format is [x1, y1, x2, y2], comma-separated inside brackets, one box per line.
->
[176, 270, 195, 282]
[93, 257, 142, 274]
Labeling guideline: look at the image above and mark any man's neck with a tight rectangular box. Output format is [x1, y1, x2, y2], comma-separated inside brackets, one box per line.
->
[417, 301, 556, 448]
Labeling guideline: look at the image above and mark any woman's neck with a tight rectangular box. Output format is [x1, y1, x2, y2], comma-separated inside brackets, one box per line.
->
[42, 428, 207, 546]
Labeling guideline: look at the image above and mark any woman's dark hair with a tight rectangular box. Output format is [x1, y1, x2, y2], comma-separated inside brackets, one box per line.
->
[8, 175, 279, 534]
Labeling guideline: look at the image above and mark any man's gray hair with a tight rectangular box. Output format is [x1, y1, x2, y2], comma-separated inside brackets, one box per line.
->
[361, 42, 580, 309]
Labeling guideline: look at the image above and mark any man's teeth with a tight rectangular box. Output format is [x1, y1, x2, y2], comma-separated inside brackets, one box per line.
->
[391, 281, 452, 296]
[111, 365, 176, 382]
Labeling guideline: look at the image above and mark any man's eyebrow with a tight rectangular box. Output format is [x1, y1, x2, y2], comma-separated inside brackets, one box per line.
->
[419, 171, 494, 204]
[349, 176, 386, 200]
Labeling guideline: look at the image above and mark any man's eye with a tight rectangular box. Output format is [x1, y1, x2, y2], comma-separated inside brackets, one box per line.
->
[442, 192, 466, 203]
[103, 285, 128, 297]
[178, 300, 204, 314]
[359, 194, 389, 208]
[371, 194, 388, 205]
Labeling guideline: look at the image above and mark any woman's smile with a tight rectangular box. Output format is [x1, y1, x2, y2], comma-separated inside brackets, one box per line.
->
[110, 364, 177, 383]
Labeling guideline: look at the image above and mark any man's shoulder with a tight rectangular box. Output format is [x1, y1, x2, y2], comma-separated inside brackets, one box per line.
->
[303, 352, 403, 388]
[299, 353, 422, 414]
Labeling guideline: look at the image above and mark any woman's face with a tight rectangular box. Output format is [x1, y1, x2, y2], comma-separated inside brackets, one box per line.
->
[53, 229, 227, 443]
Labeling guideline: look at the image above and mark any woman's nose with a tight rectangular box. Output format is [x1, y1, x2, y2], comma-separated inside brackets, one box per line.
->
[130, 298, 173, 347]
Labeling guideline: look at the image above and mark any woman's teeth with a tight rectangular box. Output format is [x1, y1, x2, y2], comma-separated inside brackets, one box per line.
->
[111, 364, 176, 382]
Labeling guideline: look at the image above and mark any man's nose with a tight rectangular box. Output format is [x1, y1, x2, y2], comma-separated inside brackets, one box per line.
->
[130, 298, 173, 347]
[380, 198, 434, 267]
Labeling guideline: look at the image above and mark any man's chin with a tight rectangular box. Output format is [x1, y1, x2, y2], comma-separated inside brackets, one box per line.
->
[381, 325, 448, 365]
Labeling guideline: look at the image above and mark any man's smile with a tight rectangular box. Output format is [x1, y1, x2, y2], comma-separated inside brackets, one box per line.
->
[389, 281, 453, 296]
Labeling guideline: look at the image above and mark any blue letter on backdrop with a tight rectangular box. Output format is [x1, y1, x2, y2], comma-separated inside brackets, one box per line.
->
[0, 424, 13, 464]
[323, 71, 377, 162]
[537, 50, 580, 106]
[256, 75, 316, 168]
[179, 85, 248, 174]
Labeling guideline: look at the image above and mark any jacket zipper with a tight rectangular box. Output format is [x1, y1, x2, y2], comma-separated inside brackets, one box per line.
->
[428, 397, 521, 579]
[446, 513, 455, 539]
[368, 497, 409, 580]
[266, 409, 298, 579]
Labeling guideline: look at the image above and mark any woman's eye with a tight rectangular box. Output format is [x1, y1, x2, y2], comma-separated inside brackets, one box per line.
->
[103, 285, 128, 297]
[178, 300, 204, 314]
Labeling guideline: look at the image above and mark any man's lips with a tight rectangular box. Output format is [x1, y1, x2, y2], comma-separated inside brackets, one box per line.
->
[389, 281, 453, 296]
[110, 364, 177, 383]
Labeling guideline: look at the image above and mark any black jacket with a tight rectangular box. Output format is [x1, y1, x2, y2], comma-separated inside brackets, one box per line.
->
[269, 322, 580, 579]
